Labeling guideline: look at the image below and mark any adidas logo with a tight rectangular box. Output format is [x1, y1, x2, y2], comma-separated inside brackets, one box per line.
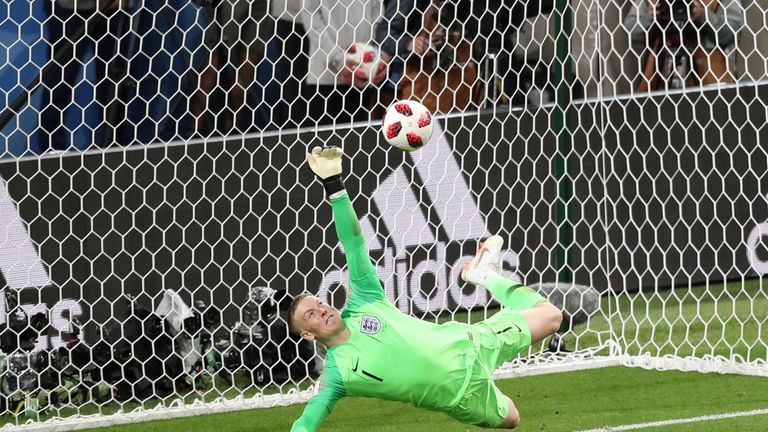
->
[318, 123, 521, 314]
[0, 178, 81, 350]
[0, 178, 50, 291]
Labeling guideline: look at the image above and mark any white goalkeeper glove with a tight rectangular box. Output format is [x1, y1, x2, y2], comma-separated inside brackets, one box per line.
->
[306, 146, 345, 196]
[306, 146, 343, 179]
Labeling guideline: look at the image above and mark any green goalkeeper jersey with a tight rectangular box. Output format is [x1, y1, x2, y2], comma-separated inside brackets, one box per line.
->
[291, 192, 479, 432]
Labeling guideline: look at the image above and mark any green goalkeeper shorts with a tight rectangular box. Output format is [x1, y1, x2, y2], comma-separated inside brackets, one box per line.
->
[475, 308, 533, 371]
[446, 310, 532, 427]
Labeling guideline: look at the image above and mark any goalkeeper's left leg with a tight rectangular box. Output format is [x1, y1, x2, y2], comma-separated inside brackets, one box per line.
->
[461, 235, 563, 344]
[461, 235, 547, 311]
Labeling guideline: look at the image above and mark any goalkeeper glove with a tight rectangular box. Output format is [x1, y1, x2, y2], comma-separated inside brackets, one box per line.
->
[307, 146, 345, 196]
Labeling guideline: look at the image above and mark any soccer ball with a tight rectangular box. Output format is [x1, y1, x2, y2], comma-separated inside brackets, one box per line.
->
[346, 42, 380, 81]
[381, 100, 434, 151]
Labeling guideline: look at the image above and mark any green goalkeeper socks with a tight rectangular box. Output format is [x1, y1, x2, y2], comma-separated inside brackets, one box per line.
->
[483, 271, 546, 311]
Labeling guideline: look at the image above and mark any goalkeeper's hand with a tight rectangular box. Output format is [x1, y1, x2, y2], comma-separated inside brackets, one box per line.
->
[307, 146, 345, 196]
[306, 146, 343, 179]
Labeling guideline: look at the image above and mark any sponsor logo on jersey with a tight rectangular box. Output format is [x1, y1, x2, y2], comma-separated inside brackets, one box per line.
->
[360, 315, 381, 334]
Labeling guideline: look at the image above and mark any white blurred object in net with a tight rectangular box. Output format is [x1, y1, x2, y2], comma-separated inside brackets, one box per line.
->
[345, 42, 380, 82]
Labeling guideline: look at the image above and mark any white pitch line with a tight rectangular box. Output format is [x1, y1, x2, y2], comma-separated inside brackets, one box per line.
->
[575, 408, 768, 432]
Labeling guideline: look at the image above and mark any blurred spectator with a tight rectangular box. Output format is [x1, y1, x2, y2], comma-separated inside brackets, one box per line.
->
[624, 0, 744, 91]
[299, 0, 387, 126]
[373, 0, 430, 92]
[373, 0, 558, 112]
[40, 0, 124, 151]
[267, 0, 308, 129]
[451, 0, 554, 53]
[374, 1, 483, 114]
[193, 0, 272, 136]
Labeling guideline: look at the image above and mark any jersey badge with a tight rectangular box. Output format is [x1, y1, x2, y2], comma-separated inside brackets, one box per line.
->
[360, 315, 381, 334]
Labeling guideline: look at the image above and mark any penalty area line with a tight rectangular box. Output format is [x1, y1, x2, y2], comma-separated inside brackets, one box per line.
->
[575, 408, 768, 432]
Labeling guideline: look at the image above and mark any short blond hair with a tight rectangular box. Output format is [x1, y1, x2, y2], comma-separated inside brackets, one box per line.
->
[287, 293, 313, 335]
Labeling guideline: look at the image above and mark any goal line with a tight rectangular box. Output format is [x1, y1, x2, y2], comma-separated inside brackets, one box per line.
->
[576, 408, 768, 432]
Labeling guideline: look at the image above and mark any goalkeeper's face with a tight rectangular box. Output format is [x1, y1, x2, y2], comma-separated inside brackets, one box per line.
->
[293, 295, 346, 343]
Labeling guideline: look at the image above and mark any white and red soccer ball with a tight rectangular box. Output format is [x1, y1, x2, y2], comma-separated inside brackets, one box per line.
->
[346, 42, 380, 82]
[381, 100, 434, 152]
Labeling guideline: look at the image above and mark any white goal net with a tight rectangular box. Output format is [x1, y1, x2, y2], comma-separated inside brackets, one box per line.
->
[0, 0, 766, 429]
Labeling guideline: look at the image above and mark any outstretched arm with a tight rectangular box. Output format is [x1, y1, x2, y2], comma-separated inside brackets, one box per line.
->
[291, 397, 333, 432]
[330, 192, 376, 281]
[291, 364, 346, 432]
[307, 147, 385, 304]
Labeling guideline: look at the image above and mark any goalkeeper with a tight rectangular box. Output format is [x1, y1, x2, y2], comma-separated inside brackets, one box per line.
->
[290, 147, 563, 431]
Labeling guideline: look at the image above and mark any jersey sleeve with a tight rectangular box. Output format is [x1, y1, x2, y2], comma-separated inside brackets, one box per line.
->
[290, 355, 346, 432]
[330, 191, 386, 307]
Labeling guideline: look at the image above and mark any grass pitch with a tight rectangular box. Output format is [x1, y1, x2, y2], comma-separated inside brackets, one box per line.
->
[82, 366, 768, 432]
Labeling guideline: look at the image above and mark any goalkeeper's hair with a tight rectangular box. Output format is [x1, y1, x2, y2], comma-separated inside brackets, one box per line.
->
[287, 292, 313, 335]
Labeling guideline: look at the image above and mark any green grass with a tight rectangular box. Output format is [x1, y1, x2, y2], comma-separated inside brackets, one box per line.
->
[641, 416, 768, 432]
[577, 278, 768, 361]
[78, 367, 768, 432]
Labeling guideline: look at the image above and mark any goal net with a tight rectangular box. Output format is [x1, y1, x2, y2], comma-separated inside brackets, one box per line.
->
[0, 0, 766, 429]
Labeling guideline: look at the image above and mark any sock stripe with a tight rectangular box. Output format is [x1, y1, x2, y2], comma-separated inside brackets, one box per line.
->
[485, 273, 545, 311]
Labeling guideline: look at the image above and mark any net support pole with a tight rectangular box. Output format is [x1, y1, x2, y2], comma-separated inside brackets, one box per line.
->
[554, 0, 575, 284]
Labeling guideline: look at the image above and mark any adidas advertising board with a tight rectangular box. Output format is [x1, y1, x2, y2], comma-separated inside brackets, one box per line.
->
[0, 87, 765, 347]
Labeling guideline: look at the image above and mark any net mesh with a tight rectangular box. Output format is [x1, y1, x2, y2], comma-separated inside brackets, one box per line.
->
[0, 0, 766, 429]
